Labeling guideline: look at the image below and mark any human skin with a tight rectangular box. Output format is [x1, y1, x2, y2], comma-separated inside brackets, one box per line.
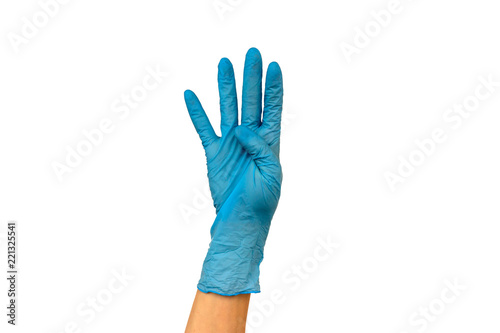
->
[185, 290, 250, 333]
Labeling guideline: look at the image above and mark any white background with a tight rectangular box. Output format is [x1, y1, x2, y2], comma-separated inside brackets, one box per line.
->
[1, 0, 500, 332]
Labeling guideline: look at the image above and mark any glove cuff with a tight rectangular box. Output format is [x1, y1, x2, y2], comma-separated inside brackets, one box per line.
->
[197, 242, 264, 295]
[197, 205, 271, 296]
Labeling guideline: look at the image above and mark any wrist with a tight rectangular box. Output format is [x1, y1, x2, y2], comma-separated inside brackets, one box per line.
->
[198, 211, 270, 295]
[198, 246, 262, 296]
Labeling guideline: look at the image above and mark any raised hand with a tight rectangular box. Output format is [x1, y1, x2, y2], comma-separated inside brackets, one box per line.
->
[184, 47, 284, 295]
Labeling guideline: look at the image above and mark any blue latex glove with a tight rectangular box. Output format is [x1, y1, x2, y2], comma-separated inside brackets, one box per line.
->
[184, 48, 283, 296]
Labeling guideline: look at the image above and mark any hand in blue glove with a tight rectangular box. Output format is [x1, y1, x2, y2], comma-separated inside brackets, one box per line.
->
[184, 48, 283, 296]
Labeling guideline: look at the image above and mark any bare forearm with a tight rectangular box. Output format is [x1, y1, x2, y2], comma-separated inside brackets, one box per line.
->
[185, 290, 250, 333]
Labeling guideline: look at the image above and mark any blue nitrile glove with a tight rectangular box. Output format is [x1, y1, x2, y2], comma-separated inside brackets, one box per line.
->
[184, 48, 283, 296]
